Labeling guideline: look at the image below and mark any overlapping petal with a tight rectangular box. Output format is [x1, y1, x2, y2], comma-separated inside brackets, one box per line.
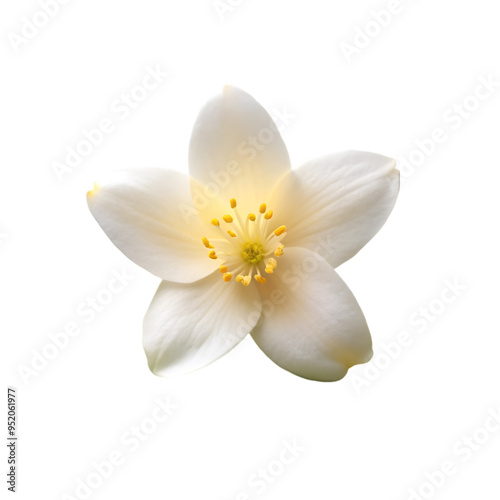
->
[143, 273, 262, 377]
[251, 247, 373, 382]
[87, 168, 218, 283]
[268, 151, 399, 269]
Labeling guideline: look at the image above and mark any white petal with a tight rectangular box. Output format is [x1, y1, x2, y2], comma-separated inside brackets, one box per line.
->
[269, 151, 399, 268]
[251, 247, 372, 382]
[188, 86, 291, 212]
[143, 273, 262, 377]
[87, 168, 218, 283]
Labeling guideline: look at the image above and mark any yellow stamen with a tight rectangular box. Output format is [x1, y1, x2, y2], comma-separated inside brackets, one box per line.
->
[235, 274, 244, 283]
[227, 230, 237, 238]
[222, 215, 233, 223]
[201, 237, 214, 249]
[259, 203, 267, 214]
[208, 250, 217, 259]
[254, 275, 266, 284]
[274, 245, 284, 257]
[274, 225, 286, 236]
[223, 272, 233, 282]
[248, 213, 256, 222]
[267, 258, 277, 268]
[230, 198, 237, 209]
[211, 218, 220, 227]
[242, 276, 251, 286]
[265, 257, 278, 274]
[219, 265, 228, 273]
[264, 210, 273, 220]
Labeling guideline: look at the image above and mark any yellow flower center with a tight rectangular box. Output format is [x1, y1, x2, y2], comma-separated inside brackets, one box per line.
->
[242, 243, 265, 264]
[201, 198, 287, 286]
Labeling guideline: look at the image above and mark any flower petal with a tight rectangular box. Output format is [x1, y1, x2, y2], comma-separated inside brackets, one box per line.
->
[143, 273, 262, 377]
[269, 151, 399, 268]
[188, 85, 291, 212]
[251, 247, 372, 382]
[87, 168, 218, 283]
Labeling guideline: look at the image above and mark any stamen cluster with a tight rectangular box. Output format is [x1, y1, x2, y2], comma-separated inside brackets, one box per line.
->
[201, 198, 287, 286]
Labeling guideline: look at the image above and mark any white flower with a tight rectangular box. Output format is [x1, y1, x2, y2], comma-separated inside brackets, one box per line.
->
[87, 86, 399, 382]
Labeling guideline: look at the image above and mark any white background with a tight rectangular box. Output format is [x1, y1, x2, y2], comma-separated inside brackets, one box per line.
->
[1, 1, 500, 499]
